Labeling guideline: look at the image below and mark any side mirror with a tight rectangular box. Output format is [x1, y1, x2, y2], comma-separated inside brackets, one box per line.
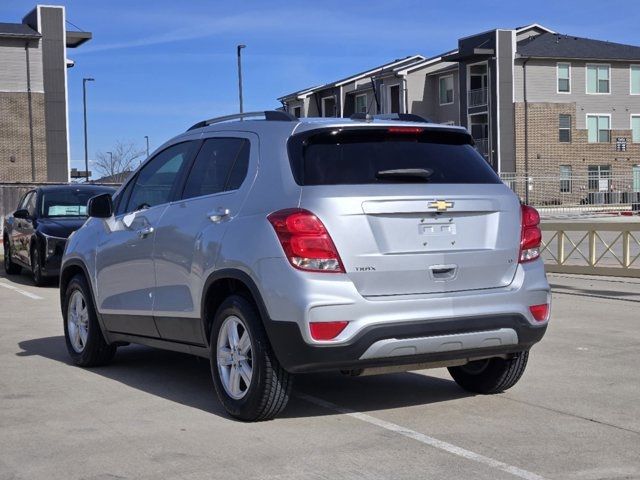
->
[13, 208, 30, 219]
[87, 193, 113, 218]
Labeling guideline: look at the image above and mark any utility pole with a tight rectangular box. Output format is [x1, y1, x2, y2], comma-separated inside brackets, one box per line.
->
[82, 77, 95, 182]
[144, 135, 149, 157]
[237, 44, 246, 114]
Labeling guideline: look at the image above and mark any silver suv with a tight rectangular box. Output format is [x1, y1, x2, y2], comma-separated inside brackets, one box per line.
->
[60, 111, 550, 421]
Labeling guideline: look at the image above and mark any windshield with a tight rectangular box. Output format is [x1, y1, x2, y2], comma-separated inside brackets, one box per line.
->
[288, 127, 500, 185]
[39, 188, 112, 218]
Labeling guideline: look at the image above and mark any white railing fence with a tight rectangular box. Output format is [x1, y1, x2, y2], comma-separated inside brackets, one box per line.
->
[541, 221, 640, 277]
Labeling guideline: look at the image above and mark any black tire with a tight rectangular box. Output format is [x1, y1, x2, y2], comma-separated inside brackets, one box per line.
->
[210, 295, 291, 421]
[448, 351, 529, 394]
[30, 245, 45, 286]
[3, 236, 21, 275]
[62, 273, 116, 367]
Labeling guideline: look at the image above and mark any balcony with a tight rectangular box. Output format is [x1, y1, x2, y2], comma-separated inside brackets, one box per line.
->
[474, 138, 489, 157]
[468, 88, 488, 108]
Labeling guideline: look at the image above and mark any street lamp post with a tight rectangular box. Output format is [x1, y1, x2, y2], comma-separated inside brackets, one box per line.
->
[144, 136, 149, 157]
[82, 77, 95, 182]
[237, 44, 246, 114]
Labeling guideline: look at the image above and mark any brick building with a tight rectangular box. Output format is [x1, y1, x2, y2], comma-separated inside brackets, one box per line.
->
[280, 24, 640, 202]
[0, 5, 91, 183]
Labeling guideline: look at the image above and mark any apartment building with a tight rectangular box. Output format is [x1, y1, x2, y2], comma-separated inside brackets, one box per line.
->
[0, 5, 91, 183]
[279, 24, 640, 202]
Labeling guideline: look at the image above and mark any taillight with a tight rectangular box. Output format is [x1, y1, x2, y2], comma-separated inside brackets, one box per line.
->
[529, 304, 549, 322]
[387, 127, 423, 134]
[519, 204, 541, 263]
[309, 321, 349, 340]
[267, 208, 345, 273]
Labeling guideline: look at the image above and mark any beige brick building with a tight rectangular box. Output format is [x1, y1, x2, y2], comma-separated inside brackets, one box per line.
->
[280, 24, 640, 204]
[0, 5, 91, 183]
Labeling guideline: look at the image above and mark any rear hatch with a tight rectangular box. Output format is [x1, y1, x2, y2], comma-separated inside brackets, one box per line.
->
[290, 125, 521, 297]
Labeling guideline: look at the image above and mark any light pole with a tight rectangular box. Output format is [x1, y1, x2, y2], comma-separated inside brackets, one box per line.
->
[237, 44, 246, 114]
[82, 77, 95, 182]
[144, 136, 149, 157]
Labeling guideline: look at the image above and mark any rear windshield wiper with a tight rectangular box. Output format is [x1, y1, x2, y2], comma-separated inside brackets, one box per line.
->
[375, 168, 434, 182]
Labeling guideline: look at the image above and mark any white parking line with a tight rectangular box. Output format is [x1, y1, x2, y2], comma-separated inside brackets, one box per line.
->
[0, 281, 43, 300]
[298, 393, 547, 480]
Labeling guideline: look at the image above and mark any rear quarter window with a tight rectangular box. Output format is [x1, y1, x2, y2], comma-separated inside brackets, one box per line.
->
[287, 127, 500, 185]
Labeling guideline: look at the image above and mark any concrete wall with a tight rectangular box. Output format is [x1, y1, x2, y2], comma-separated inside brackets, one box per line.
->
[39, 6, 70, 182]
[497, 30, 516, 173]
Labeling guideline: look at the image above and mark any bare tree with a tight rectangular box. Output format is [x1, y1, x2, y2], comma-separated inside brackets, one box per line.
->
[94, 141, 146, 180]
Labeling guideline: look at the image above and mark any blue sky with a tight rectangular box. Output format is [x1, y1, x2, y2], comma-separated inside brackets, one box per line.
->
[2, 0, 639, 176]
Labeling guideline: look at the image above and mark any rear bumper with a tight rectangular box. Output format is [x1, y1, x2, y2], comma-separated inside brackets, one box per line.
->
[265, 313, 546, 373]
[257, 258, 550, 373]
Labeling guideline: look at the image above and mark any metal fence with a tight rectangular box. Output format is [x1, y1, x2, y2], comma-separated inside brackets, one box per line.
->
[500, 173, 640, 216]
[541, 221, 640, 277]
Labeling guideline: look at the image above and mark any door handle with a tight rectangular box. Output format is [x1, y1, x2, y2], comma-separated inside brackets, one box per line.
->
[209, 208, 230, 223]
[137, 226, 154, 238]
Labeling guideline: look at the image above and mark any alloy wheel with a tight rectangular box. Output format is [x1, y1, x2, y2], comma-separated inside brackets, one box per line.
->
[67, 290, 89, 353]
[216, 315, 253, 400]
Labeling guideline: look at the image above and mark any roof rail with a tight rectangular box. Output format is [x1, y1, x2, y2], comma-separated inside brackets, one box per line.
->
[349, 113, 431, 123]
[187, 110, 297, 131]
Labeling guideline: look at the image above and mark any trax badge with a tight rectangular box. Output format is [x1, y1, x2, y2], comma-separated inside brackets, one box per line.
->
[428, 200, 454, 212]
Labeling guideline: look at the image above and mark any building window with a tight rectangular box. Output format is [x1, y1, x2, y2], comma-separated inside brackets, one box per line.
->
[293, 106, 301, 118]
[588, 165, 611, 190]
[586, 115, 610, 143]
[586, 65, 610, 94]
[322, 96, 336, 117]
[559, 114, 571, 142]
[388, 84, 400, 113]
[631, 66, 640, 95]
[560, 165, 572, 193]
[557, 63, 571, 93]
[355, 94, 367, 114]
[632, 115, 640, 143]
[439, 75, 454, 105]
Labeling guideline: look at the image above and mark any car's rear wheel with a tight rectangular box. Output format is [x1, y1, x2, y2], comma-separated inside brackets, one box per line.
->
[63, 274, 116, 367]
[3, 236, 21, 275]
[210, 295, 291, 421]
[30, 246, 45, 286]
[448, 351, 529, 394]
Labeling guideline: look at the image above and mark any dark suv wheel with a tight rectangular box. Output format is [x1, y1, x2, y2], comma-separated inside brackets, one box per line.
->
[30, 245, 45, 286]
[3, 236, 21, 275]
[62, 274, 117, 367]
[210, 295, 291, 421]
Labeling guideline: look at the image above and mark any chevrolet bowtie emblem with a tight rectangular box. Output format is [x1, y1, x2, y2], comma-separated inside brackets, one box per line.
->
[428, 200, 454, 212]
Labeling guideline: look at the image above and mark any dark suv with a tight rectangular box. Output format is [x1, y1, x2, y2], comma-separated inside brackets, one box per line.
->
[3, 185, 114, 285]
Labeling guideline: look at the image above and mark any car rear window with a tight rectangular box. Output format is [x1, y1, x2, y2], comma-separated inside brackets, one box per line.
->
[287, 127, 500, 185]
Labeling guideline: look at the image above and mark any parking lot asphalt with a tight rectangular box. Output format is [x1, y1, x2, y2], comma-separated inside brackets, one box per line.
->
[0, 270, 639, 480]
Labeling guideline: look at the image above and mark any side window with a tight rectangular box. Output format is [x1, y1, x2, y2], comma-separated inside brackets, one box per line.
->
[115, 178, 136, 216]
[126, 142, 193, 212]
[25, 192, 37, 216]
[17, 192, 31, 210]
[182, 138, 250, 200]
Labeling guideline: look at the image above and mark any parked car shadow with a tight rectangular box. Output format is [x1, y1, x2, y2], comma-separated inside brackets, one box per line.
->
[17, 336, 472, 420]
[0, 269, 58, 288]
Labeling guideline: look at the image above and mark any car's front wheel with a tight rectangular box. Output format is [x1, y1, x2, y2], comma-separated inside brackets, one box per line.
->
[210, 295, 291, 421]
[448, 351, 529, 394]
[30, 246, 45, 286]
[3, 236, 21, 275]
[63, 274, 116, 367]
